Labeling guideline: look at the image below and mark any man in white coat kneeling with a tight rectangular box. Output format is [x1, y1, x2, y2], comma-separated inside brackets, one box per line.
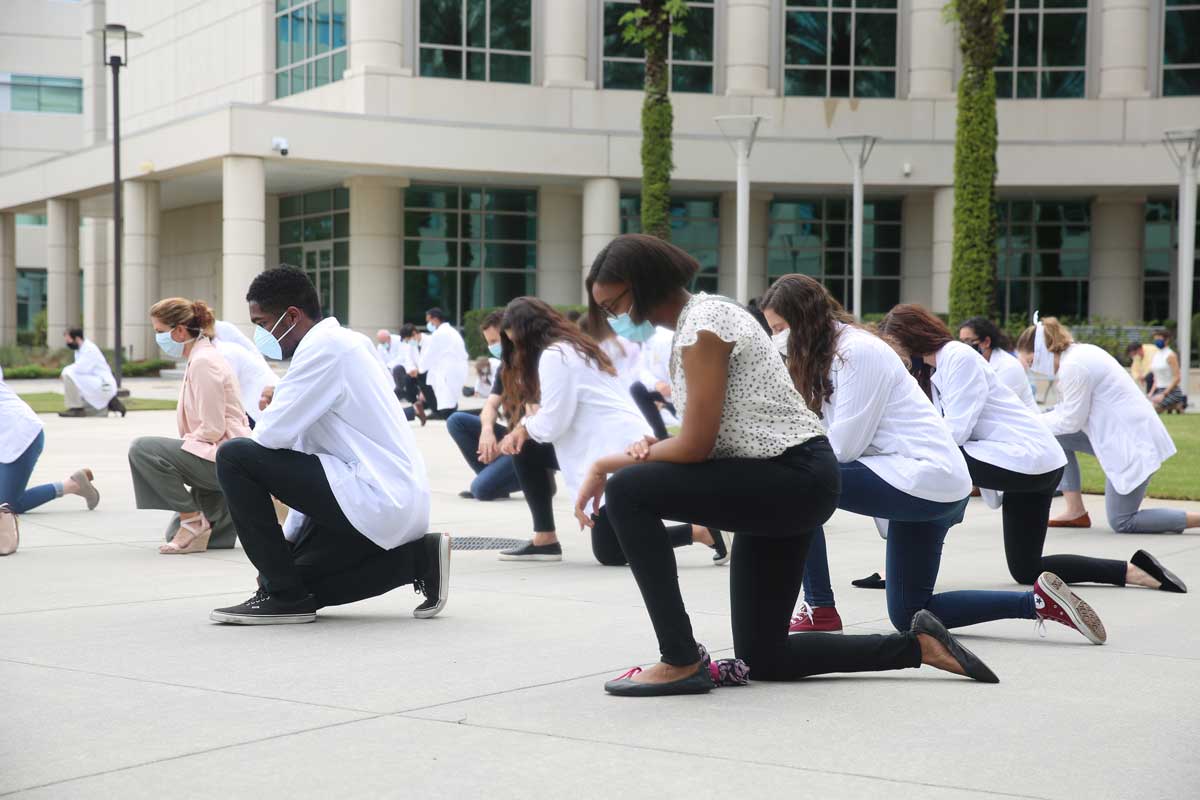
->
[416, 306, 468, 420]
[210, 266, 449, 625]
[59, 327, 124, 417]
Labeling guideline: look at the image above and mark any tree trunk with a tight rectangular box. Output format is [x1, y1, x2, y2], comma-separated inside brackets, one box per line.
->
[639, 0, 674, 241]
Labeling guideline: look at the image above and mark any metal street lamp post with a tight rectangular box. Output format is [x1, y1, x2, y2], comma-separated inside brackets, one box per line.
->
[87, 23, 141, 388]
[714, 115, 766, 304]
[837, 135, 879, 319]
[1164, 128, 1200, 384]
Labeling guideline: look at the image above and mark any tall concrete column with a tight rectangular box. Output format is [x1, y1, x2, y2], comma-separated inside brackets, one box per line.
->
[581, 178, 621, 301]
[221, 156, 265, 328]
[123, 181, 160, 359]
[718, 190, 771, 299]
[81, 218, 112, 347]
[725, 0, 772, 96]
[0, 214, 15, 346]
[347, 0, 409, 76]
[1098, 0, 1150, 98]
[908, 0, 957, 99]
[346, 177, 404, 335]
[47, 198, 82, 338]
[544, 0, 590, 88]
[537, 187, 584, 304]
[931, 187, 954, 314]
[1089, 195, 1144, 322]
[81, 0, 107, 145]
[900, 193, 934, 306]
[265, 193, 280, 270]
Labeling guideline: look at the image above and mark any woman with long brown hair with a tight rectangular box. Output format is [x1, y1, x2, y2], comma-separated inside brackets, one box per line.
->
[128, 297, 251, 554]
[495, 296, 727, 565]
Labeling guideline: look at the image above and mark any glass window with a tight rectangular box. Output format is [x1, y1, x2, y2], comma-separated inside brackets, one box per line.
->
[279, 187, 352, 323]
[601, 1, 716, 93]
[15, 269, 47, 332]
[15, 214, 48, 226]
[783, 1, 898, 98]
[6, 75, 83, 113]
[404, 184, 538, 324]
[1163, 4, 1200, 96]
[995, 0, 1087, 99]
[1142, 198, 1200, 321]
[995, 200, 1090, 321]
[275, 0, 348, 99]
[418, 0, 532, 84]
[620, 195, 720, 292]
[768, 197, 901, 314]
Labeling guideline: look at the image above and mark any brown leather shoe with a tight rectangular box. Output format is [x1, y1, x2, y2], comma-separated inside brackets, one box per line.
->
[1048, 512, 1092, 528]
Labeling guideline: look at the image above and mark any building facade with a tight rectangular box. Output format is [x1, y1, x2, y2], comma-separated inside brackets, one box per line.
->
[0, 0, 1197, 358]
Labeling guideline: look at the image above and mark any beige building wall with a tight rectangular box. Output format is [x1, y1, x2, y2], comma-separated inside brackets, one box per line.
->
[160, 202, 223, 310]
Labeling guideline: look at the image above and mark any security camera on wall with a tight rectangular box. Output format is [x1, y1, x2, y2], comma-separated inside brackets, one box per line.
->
[271, 137, 289, 156]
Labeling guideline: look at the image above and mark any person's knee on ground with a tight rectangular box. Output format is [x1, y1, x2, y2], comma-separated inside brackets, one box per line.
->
[590, 520, 629, 567]
[1108, 508, 1143, 534]
[887, 604, 921, 633]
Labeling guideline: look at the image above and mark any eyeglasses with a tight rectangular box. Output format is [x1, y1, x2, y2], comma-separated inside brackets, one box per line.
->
[599, 288, 631, 321]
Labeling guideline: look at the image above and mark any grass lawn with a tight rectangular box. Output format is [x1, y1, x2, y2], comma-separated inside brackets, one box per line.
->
[1077, 413, 1200, 501]
[18, 392, 177, 414]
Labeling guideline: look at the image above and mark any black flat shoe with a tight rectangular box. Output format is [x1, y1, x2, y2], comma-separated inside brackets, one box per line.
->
[498, 540, 562, 562]
[57, 408, 87, 418]
[604, 660, 714, 697]
[1131, 550, 1187, 593]
[910, 610, 999, 684]
[107, 397, 127, 417]
[852, 572, 886, 590]
[708, 528, 730, 565]
[458, 490, 474, 499]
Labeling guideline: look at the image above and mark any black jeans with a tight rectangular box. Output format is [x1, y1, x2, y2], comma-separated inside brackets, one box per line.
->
[629, 382, 676, 441]
[962, 452, 1126, 586]
[511, 439, 692, 565]
[604, 436, 922, 677]
[215, 438, 426, 607]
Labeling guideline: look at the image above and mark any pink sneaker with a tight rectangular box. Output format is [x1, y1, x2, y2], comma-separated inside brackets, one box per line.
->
[789, 602, 843, 633]
[1034, 572, 1107, 645]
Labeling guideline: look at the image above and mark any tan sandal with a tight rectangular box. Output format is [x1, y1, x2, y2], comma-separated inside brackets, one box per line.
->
[160, 515, 211, 554]
[71, 468, 100, 510]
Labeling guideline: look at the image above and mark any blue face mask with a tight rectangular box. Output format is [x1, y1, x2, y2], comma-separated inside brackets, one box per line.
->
[607, 313, 655, 343]
[155, 329, 191, 359]
[426, 321, 437, 333]
[254, 313, 297, 361]
[1153, 338, 1166, 348]
[488, 342, 502, 358]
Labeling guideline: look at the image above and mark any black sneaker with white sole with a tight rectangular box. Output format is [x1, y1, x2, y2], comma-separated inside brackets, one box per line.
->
[708, 528, 731, 566]
[210, 589, 317, 625]
[413, 532, 451, 619]
[498, 540, 563, 561]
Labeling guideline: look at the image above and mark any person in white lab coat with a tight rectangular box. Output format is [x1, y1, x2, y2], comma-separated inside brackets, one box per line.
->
[209, 266, 449, 625]
[59, 328, 124, 417]
[1017, 317, 1200, 539]
[957, 316, 1037, 410]
[214, 329, 277, 428]
[1, 366, 100, 518]
[417, 307, 468, 420]
[627, 325, 677, 439]
[762, 279, 1108, 644]
[494, 297, 727, 565]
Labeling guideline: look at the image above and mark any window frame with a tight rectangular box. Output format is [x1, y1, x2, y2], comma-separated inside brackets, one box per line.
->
[3, 74, 83, 114]
[1159, 0, 1200, 97]
[993, 198, 1092, 322]
[274, 0, 349, 100]
[278, 187, 352, 323]
[992, 0, 1091, 101]
[1143, 197, 1200, 322]
[597, 0, 723, 94]
[414, 0, 539, 85]
[779, 0, 902, 100]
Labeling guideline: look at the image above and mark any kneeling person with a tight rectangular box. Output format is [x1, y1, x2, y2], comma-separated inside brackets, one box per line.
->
[211, 266, 448, 625]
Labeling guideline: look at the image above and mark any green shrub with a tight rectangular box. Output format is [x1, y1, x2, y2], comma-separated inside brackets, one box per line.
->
[0, 365, 54, 379]
[461, 305, 589, 358]
[122, 358, 177, 377]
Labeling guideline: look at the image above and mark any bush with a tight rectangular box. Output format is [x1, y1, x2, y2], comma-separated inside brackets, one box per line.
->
[122, 358, 177, 377]
[461, 304, 589, 358]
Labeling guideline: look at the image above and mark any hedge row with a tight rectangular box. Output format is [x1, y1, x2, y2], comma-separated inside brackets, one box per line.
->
[1, 358, 177, 380]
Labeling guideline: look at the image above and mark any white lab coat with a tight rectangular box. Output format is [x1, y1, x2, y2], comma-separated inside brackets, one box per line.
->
[420, 322, 468, 410]
[822, 325, 971, 503]
[600, 336, 643, 390]
[637, 326, 674, 389]
[214, 320, 257, 354]
[376, 334, 418, 372]
[61, 339, 116, 410]
[931, 341, 1066, 476]
[0, 367, 43, 464]
[1042, 342, 1176, 495]
[523, 342, 652, 506]
[252, 318, 430, 549]
[989, 348, 1037, 410]
[214, 339, 277, 423]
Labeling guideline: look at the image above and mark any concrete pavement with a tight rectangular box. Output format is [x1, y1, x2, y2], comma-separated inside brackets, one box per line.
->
[1, 409, 1198, 799]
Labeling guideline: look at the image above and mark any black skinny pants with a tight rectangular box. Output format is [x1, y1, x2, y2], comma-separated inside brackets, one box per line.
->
[962, 452, 1126, 586]
[215, 438, 426, 607]
[511, 439, 693, 565]
[604, 436, 922, 677]
[629, 382, 676, 441]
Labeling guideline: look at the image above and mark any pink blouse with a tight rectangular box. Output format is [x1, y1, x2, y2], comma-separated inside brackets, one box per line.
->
[178, 338, 251, 461]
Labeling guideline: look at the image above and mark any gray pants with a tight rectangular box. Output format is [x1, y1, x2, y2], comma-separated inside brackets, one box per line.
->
[1056, 431, 1187, 534]
[128, 436, 237, 548]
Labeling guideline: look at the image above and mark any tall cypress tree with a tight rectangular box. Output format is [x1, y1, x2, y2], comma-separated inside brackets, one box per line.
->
[620, 0, 689, 241]
[947, 0, 1005, 323]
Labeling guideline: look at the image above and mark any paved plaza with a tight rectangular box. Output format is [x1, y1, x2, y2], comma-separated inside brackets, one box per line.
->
[1, 396, 1198, 799]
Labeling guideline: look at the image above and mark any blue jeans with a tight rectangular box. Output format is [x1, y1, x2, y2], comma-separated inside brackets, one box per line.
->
[445, 411, 520, 500]
[1056, 431, 1188, 533]
[0, 431, 61, 514]
[803, 460, 1035, 630]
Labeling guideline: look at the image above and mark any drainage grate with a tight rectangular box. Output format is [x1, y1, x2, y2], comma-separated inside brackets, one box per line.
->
[449, 536, 526, 551]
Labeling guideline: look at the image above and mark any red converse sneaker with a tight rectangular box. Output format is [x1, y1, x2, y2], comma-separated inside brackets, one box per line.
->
[789, 602, 843, 633]
[1034, 572, 1106, 645]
